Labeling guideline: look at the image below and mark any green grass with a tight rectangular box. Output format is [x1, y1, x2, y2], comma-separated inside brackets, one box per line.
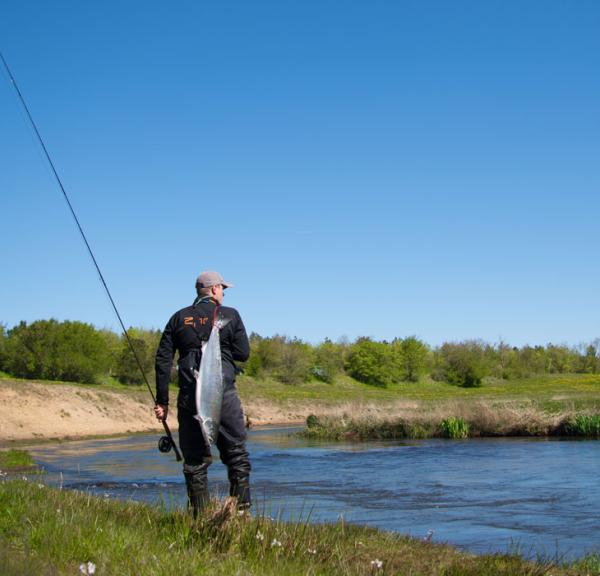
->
[567, 414, 600, 437]
[3, 372, 600, 411]
[440, 417, 470, 439]
[0, 479, 594, 576]
[237, 373, 600, 407]
[0, 449, 37, 471]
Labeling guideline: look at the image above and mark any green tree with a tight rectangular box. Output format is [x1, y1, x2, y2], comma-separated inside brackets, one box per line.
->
[580, 344, 598, 374]
[4, 319, 109, 383]
[0, 323, 7, 372]
[114, 327, 160, 385]
[518, 345, 547, 376]
[272, 336, 314, 385]
[346, 337, 393, 387]
[244, 333, 266, 377]
[312, 339, 345, 383]
[436, 340, 490, 387]
[97, 329, 122, 377]
[398, 336, 429, 382]
[545, 344, 572, 374]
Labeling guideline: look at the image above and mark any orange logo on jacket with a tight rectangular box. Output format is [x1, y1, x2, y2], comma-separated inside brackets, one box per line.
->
[184, 316, 209, 327]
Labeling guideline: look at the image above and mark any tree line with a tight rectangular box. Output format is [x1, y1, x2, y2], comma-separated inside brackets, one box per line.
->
[0, 319, 599, 387]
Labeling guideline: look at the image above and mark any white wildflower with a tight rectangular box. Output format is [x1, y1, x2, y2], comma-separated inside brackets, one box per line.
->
[270, 538, 282, 548]
[370, 558, 383, 569]
[21, 476, 28, 481]
[168, 541, 176, 550]
[79, 561, 96, 575]
[307, 548, 317, 555]
[423, 529, 434, 542]
[256, 530, 265, 542]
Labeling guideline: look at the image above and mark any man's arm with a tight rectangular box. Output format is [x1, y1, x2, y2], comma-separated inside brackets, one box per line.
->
[231, 310, 250, 362]
[155, 314, 177, 412]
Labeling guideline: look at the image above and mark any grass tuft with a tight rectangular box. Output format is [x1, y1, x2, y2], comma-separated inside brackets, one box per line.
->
[0, 449, 37, 471]
[441, 417, 470, 439]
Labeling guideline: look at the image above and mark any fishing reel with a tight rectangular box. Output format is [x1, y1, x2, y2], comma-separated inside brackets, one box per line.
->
[158, 435, 174, 453]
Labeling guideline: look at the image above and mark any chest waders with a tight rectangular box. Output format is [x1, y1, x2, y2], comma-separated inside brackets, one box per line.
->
[180, 301, 251, 515]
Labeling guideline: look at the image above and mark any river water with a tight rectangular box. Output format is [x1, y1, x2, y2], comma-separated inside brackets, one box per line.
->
[26, 428, 599, 561]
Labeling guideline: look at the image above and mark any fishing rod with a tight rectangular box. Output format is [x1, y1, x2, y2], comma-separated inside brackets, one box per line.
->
[1, 51, 182, 462]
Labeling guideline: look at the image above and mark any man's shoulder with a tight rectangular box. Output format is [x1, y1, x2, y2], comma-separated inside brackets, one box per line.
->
[169, 305, 196, 320]
[219, 305, 241, 319]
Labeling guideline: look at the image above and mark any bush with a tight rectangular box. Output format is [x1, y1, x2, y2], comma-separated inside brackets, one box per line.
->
[346, 338, 395, 387]
[114, 328, 161, 385]
[3, 319, 110, 384]
[441, 417, 470, 439]
[244, 335, 313, 385]
[273, 337, 314, 385]
[396, 336, 429, 382]
[312, 339, 345, 383]
[435, 341, 490, 387]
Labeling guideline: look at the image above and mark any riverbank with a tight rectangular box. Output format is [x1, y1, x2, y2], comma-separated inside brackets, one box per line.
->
[2, 373, 600, 442]
[1, 477, 597, 576]
[302, 405, 600, 440]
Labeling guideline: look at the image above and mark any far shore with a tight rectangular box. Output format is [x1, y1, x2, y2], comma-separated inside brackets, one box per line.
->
[2, 372, 600, 444]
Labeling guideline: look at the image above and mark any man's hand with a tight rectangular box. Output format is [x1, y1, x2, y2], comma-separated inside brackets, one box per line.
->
[154, 404, 168, 422]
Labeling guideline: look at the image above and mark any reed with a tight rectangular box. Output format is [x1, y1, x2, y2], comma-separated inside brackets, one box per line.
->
[441, 417, 470, 439]
[566, 414, 600, 437]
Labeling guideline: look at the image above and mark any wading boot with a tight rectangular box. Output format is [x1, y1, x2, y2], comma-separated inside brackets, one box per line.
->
[183, 462, 209, 518]
[229, 471, 251, 510]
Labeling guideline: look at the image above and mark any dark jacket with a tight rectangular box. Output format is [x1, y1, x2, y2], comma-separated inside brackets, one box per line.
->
[155, 298, 250, 410]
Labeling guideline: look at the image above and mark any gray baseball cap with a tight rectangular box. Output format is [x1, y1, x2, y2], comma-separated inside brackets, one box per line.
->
[195, 270, 234, 289]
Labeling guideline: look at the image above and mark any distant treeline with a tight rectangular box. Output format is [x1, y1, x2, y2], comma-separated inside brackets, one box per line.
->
[0, 319, 599, 387]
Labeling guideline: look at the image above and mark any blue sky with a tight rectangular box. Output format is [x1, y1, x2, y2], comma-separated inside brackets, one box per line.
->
[1, 1, 599, 346]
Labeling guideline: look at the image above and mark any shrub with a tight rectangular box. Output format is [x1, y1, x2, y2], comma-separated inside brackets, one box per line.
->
[396, 336, 429, 382]
[436, 341, 490, 387]
[312, 339, 345, 383]
[114, 328, 161, 385]
[3, 319, 110, 384]
[345, 338, 394, 387]
[441, 417, 470, 439]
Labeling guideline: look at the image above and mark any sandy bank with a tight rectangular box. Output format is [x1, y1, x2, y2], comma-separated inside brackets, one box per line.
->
[0, 379, 310, 442]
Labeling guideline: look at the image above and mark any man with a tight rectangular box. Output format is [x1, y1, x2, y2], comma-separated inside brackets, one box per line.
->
[154, 270, 251, 515]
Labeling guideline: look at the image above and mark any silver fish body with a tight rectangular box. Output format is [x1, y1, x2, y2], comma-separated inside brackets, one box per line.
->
[194, 318, 229, 448]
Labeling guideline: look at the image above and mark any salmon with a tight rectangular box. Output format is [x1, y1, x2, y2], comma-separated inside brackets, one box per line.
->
[193, 317, 230, 449]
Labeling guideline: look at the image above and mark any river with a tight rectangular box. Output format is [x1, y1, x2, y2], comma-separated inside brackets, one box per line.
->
[26, 427, 600, 561]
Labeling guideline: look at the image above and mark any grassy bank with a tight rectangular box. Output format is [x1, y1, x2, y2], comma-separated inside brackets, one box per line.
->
[1, 479, 598, 576]
[237, 373, 600, 408]
[302, 408, 600, 440]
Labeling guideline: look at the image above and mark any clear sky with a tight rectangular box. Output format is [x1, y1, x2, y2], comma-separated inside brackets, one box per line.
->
[1, 1, 599, 347]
